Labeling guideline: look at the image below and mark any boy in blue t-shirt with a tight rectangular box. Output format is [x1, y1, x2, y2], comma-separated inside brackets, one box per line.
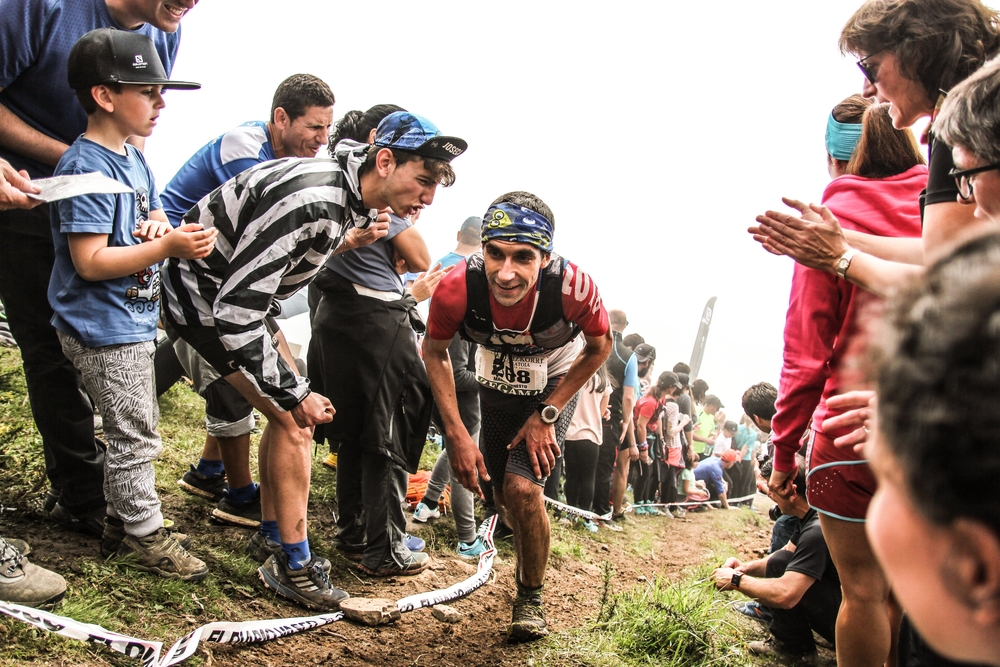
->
[50, 29, 215, 581]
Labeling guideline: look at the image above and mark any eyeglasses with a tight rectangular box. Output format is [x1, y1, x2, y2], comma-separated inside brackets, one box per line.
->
[949, 162, 1000, 201]
[857, 53, 878, 85]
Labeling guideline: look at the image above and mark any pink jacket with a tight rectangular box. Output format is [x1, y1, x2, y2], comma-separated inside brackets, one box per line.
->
[771, 164, 927, 472]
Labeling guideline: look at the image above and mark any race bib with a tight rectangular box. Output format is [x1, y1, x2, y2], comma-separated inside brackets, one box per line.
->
[475, 347, 547, 395]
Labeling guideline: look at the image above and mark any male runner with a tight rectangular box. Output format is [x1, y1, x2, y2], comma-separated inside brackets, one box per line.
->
[424, 191, 612, 641]
[161, 111, 465, 611]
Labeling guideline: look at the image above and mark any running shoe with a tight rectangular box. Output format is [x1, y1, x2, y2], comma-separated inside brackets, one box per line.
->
[581, 520, 599, 533]
[599, 518, 623, 532]
[258, 551, 348, 611]
[114, 529, 208, 582]
[244, 533, 331, 573]
[508, 587, 547, 643]
[211, 487, 262, 528]
[404, 533, 425, 552]
[672, 507, 688, 518]
[358, 551, 430, 577]
[412, 502, 440, 523]
[177, 465, 227, 502]
[101, 516, 192, 557]
[331, 536, 365, 562]
[733, 600, 772, 624]
[49, 502, 106, 538]
[456, 537, 488, 559]
[321, 453, 338, 470]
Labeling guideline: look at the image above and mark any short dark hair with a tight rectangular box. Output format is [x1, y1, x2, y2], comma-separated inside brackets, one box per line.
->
[490, 191, 555, 228]
[742, 382, 777, 422]
[704, 395, 723, 408]
[622, 333, 644, 350]
[672, 362, 691, 375]
[74, 81, 122, 115]
[839, 0, 1000, 100]
[723, 420, 738, 433]
[329, 104, 405, 150]
[874, 232, 1000, 534]
[359, 145, 456, 187]
[793, 454, 808, 495]
[271, 73, 334, 123]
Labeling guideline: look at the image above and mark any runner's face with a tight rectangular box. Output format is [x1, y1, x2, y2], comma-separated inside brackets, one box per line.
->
[125, 0, 198, 32]
[109, 84, 166, 138]
[483, 240, 547, 307]
[859, 51, 934, 128]
[382, 157, 438, 218]
[866, 432, 975, 659]
[280, 105, 334, 158]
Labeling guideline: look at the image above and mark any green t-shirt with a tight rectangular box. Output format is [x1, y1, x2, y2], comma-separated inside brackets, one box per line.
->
[693, 411, 716, 455]
[677, 468, 696, 496]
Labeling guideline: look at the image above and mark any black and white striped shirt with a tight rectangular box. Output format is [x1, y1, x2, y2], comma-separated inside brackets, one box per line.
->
[162, 142, 375, 409]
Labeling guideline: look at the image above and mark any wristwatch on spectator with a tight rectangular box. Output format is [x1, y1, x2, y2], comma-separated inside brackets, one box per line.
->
[731, 572, 743, 590]
[537, 403, 560, 424]
[836, 248, 859, 278]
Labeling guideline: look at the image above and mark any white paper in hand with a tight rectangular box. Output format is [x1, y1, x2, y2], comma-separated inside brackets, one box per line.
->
[26, 173, 133, 202]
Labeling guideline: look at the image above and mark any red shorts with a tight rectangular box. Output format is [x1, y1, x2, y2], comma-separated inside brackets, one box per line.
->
[805, 429, 877, 522]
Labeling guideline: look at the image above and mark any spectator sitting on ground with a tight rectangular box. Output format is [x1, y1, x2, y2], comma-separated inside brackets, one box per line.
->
[694, 448, 739, 509]
[712, 456, 841, 663]
[677, 450, 709, 510]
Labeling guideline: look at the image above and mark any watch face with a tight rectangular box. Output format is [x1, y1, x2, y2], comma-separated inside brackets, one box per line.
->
[541, 405, 559, 423]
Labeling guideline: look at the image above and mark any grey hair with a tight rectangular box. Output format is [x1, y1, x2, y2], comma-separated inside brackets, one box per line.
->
[936, 58, 1000, 165]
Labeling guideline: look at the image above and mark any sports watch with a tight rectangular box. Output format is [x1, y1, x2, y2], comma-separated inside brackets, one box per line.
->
[731, 572, 743, 590]
[537, 403, 560, 424]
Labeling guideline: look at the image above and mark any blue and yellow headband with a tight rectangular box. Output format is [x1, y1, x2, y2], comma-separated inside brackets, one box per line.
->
[825, 113, 863, 161]
[481, 202, 554, 253]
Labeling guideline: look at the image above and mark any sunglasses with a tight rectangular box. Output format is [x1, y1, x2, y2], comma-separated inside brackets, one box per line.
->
[949, 162, 1000, 201]
[857, 53, 878, 85]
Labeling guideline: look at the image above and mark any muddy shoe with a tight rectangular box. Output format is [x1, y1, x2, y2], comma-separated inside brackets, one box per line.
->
[177, 465, 227, 502]
[357, 551, 430, 577]
[331, 536, 365, 562]
[258, 551, 348, 611]
[244, 533, 331, 573]
[748, 639, 817, 665]
[5, 538, 30, 557]
[102, 517, 191, 557]
[508, 585, 548, 643]
[0, 538, 67, 608]
[114, 529, 208, 582]
[49, 502, 106, 538]
[211, 488, 261, 528]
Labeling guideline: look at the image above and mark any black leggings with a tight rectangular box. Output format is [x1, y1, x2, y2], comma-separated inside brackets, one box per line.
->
[563, 439, 600, 512]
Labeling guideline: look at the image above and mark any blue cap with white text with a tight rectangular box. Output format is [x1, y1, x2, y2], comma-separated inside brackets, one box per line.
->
[373, 111, 467, 162]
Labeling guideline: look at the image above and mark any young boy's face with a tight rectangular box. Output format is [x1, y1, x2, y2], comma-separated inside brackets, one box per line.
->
[106, 84, 165, 138]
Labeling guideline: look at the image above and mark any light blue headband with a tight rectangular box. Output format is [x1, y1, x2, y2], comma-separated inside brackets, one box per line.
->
[825, 113, 863, 161]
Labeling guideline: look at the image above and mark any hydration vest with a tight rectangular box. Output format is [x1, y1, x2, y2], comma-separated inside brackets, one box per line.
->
[460, 252, 581, 356]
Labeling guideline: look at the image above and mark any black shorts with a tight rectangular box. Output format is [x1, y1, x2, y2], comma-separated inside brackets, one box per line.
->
[479, 375, 578, 488]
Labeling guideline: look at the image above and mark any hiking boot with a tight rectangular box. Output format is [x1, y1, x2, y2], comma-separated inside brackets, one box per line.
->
[358, 551, 430, 577]
[177, 465, 227, 502]
[5, 538, 30, 557]
[211, 487, 262, 528]
[49, 502, 105, 538]
[244, 533, 331, 573]
[114, 528, 208, 582]
[411, 502, 440, 523]
[0, 538, 66, 607]
[321, 453, 338, 470]
[101, 517, 191, 557]
[747, 638, 817, 665]
[258, 551, 348, 611]
[508, 586, 548, 643]
[457, 537, 488, 559]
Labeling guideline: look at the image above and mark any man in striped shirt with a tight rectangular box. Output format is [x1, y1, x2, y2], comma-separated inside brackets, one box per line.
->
[161, 111, 466, 611]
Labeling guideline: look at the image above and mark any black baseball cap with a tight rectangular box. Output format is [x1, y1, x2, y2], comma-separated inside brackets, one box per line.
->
[633, 343, 656, 363]
[68, 29, 200, 90]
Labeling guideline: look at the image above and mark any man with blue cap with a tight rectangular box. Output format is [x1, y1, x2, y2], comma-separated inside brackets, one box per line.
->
[423, 191, 613, 641]
[161, 111, 465, 611]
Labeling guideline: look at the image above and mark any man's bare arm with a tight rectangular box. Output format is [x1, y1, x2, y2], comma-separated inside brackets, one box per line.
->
[0, 99, 68, 168]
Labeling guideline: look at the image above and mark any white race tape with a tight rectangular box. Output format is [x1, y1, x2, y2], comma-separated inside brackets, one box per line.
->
[0, 518, 498, 666]
[543, 492, 761, 518]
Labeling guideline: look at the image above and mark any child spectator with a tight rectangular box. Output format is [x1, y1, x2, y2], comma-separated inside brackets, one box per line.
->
[657, 372, 690, 516]
[712, 420, 738, 457]
[51, 30, 213, 580]
[677, 450, 709, 511]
